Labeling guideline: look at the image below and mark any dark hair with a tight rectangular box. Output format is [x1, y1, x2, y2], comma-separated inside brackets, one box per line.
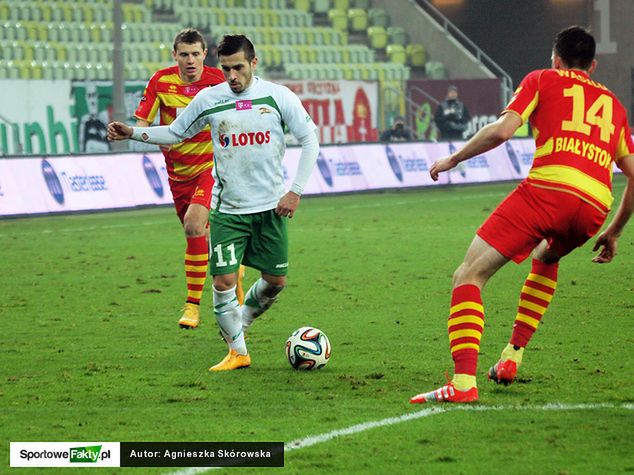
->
[217, 34, 256, 61]
[173, 28, 207, 52]
[553, 25, 595, 70]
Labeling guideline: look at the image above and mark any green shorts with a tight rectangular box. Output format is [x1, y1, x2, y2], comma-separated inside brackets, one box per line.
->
[209, 209, 289, 276]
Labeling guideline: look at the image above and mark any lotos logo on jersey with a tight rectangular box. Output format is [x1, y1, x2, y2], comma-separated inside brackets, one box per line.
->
[218, 131, 271, 148]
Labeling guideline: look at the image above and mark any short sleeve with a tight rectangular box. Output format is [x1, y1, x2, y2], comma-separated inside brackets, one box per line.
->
[168, 89, 211, 139]
[135, 72, 161, 123]
[503, 70, 542, 124]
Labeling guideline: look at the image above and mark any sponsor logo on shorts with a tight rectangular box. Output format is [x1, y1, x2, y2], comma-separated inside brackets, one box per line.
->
[41, 159, 64, 204]
[275, 262, 289, 268]
[218, 131, 271, 148]
[193, 187, 205, 198]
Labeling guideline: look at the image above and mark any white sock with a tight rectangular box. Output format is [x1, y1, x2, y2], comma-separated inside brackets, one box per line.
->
[213, 285, 247, 355]
[241, 278, 284, 330]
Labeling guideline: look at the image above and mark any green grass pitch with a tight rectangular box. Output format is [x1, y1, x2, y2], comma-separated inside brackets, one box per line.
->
[1, 178, 633, 474]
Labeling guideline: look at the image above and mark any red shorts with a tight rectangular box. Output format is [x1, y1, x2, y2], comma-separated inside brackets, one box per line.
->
[168, 168, 214, 223]
[477, 181, 607, 263]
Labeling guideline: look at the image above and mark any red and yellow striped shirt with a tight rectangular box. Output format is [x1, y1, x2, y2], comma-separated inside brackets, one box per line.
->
[504, 68, 634, 213]
[135, 65, 225, 181]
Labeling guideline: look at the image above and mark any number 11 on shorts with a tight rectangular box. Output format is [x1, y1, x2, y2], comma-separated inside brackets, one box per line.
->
[213, 243, 238, 267]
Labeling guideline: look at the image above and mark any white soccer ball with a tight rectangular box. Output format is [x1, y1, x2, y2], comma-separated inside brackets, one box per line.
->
[285, 326, 331, 370]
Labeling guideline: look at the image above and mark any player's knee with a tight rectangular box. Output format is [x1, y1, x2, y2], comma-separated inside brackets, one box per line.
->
[261, 275, 286, 296]
[452, 262, 486, 289]
[183, 218, 205, 238]
[213, 274, 237, 292]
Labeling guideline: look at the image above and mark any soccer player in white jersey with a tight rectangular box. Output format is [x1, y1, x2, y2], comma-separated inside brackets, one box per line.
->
[108, 35, 320, 371]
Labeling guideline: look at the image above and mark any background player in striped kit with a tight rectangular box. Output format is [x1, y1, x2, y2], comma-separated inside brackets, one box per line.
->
[134, 28, 244, 329]
[411, 25, 634, 404]
[108, 35, 320, 371]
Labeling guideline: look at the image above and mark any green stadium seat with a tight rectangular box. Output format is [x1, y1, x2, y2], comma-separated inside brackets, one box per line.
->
[18, 5, 31, 21]
[425, 60, 447, 79]
[327, 9, 347, 31]
[368, 8, 389, 28]
[387, 44, 407, 64]
[313, 0, 331, 14]
[367, 26, 387, 50]
[333, 0, 349, 11]
[347, 8, 368, 33]
[387, 26, 408, 46]
[406, 43, 426, 67]
[352, 0, 370, 7]
[5, 60, 20, 79]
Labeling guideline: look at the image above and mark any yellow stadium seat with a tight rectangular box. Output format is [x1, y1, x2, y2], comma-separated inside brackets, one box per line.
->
[292, 0, 310, 12]
[367, 26, 387, 50]
[328, 9, 347, 31]
[387, 44, 407, 64]
[347, 8, 368, 33]
[406, 43, 426, 67]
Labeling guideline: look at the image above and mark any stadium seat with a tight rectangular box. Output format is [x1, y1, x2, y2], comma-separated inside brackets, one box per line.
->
[312, 0, 331, 14]
[406, 43, 426, 67]
[292, 0, 310, 12]
[368, 8, 390, 28]
[367, 26, 388, 50]
[347, 8, 368, 33]
[387, 26, 408, 46]
[328, 9, 347, 31]
[425, 60, 447, 79]
[387, 44, 407, 64]
[333, 0, 349, 11]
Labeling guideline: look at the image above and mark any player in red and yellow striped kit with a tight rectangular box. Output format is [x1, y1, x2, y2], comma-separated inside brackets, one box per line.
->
[411, 26, 634, 403]
[135, 29, 244, 329]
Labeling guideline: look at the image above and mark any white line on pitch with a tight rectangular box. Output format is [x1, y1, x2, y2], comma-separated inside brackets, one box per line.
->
[164, 402, 632, 475]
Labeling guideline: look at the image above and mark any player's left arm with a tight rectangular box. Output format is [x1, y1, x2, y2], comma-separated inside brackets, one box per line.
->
[429, 112, 522, 181]
[593, 154, 634, 263]
[275, 88, 319, 218]
[276, 130, 319, 218]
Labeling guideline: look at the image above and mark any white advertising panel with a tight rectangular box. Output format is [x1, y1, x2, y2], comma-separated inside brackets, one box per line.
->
[0, 153, 172, 216]
[3, 137, 629, 218]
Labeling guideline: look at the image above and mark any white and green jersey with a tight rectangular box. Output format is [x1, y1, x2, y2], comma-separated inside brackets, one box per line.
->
[169, 76, 317, 214]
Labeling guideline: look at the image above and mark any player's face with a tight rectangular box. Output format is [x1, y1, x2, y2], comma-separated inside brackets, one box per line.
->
[173, 42, 207, 83]
[219, 51, 257, 94]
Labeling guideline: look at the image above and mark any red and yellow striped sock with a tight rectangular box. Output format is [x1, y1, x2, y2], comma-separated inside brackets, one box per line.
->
[448, 284, 484, 378]
[184, 236, 208, 305]
[510, 259, 558, 348]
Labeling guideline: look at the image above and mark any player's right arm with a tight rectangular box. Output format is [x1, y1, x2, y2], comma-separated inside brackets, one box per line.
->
[593, 154, 634, 263]
[108, 88, 212, 144]
[429, 112, 521, 181]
